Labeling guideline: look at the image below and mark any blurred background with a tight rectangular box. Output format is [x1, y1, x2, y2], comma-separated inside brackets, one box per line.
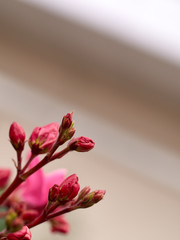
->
[0, 0, 180, 239]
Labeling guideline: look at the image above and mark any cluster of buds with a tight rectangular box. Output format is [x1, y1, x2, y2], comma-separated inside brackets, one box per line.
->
[0, 112, 105, 240]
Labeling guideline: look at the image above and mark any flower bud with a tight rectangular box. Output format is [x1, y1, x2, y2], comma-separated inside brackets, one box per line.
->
[6, 210, 18, 231]
[9, 122, 25, 151]
[79, 190, 106, 208]
[68, 136, 95, 152]
[61, 112, 73, 130]
[77, 186, 91, 202]
[50, 216, 70, 234]
[58, 174, 80, 202]
[7, 226, 31, 240]
[9, 217, 24, 232]
[48, 184, 60, 202]
[28, 122, 59, 154]
[0, 169, 11, 188]
[21, 210, 39, 223]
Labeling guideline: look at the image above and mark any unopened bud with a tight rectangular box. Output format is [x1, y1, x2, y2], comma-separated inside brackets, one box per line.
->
[68, 136, 95, 152]
[61, 112, 73, 130]
[77, 186, 91, 202]
[9, 122, 25, 152]
[7, 226, 31, 240]
[58, 174, 80, 203]
[0, 169, 11, 188]
[79, 190, 106, 208]
[6, 209, 18, 231]
[10, 217, 24, 232]
[59, 113, 76, 145]
[28, 122, 59, 154]
[48, 184, 60, 202]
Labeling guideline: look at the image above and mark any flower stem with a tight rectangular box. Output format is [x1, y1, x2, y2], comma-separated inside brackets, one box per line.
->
[21, 153, 36, 174]
[27, 206, 72, 229]
[0, 142, 69, 205]
[0, 175, 23, 205]
[21, 147, 70, 180]
[17, 150, 22, 173]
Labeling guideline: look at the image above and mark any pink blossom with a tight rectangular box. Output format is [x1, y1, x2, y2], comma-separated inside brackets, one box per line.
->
[0, 168, 11, 188]
[68, 136, 95, 152]
[7, 226, 31, 240]
[28, 122, 59, 154]
[9, 122, 25, 151]
[21, 155, 67, 208]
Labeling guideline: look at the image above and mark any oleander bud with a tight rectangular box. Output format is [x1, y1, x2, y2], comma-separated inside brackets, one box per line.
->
[9, 217, 24, 232]
[77, 186, 91, 202]
[58, 174, 80, 203]
[48, 184, 60, 202]
[68, 136, 95, 152]
[7, 226, 31, 240]
[61, 112, 73, 130]
[79, 190, 106, 208]
[9, 122, 25, 152]
[28, 122, 59, 154]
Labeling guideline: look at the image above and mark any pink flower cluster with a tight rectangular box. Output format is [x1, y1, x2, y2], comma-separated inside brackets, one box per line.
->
[0, 113, 105, 239]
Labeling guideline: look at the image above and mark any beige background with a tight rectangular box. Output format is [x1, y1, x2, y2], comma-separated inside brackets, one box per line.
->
[0, 1, 180, 239]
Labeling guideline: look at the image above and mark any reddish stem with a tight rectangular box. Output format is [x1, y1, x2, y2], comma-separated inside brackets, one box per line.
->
[21, 147, 69, 180]
[0, 175, 23, 205]
[17, 150, 22, 173]
[28, 206, 72, 229]
[0, 140, 69, 205]
[21, 153, 36, 174]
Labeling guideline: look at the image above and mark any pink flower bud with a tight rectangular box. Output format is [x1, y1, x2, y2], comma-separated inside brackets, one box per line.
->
[10, 217, 24, 232]
[77, 186, 91, 201]
[51, 216, 70, 234]
[59, 127, 76, 145]
[61, 112, 73, 130]
[9, 122, 25, 151]
[79, 190, 106, 208]
[48, 184, 60, 202]
[68, 136, 95, 152]
[28, 123, 59, 154]
[7, 226, 31, 240]
[0, 169, 11, 188]
[22, 210, 39, 223]
[58, 174, 80, 202]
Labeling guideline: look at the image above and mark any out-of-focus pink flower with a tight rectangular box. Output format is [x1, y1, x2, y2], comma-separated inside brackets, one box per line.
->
[58, 174, 80, 202]
[21, 156, 67, 208]
[50, 215, 70, 234]
[9, 122, 25, 151]
[0, 168, 11, 188]
[68, 136, 95, 152]
[28, 123, 59, 154]
[7, 226, 31, 240]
